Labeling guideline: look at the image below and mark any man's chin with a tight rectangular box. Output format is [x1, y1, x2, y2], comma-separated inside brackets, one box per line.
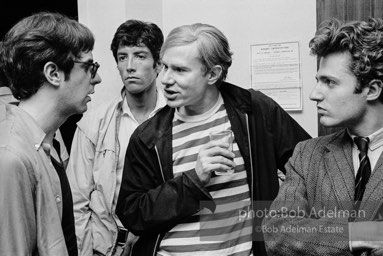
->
[76, 104, 89, 115]
[319, 119, 342, 128]
[165, 99, 179, 108]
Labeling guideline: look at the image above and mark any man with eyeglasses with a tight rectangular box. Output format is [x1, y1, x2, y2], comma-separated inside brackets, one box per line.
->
[0, 12, 101, 256]
[66, 20, 165, 256]
[74, 61, 100, 79]
[0, 70, 71, 170]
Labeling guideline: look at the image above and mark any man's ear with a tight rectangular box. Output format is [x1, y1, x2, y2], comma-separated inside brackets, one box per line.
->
[43, 62, 61, 87]
[366, 79, 383, 101]
[207, 65, 223, 85]
[154, 61, 163, 77]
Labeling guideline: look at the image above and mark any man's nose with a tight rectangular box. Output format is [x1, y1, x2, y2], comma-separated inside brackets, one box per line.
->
[309, 82, 324, 102]
[161, 69, 174, 86]
[126, 57, 135, 72]
[92, 73, 102, 84]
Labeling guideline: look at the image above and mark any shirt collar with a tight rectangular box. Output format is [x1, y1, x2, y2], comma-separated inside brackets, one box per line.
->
[0, 86, 13, 96]
[174, 92, 223, 122]
[121, 93, 132, 117]
[369, 127, 383, 150]
[348, 127, 383, 151]
[10, 105, 47, 151]
[153, 88, 166, 116]
[120, 87, 166, 118]
[0, 87, 18, 104]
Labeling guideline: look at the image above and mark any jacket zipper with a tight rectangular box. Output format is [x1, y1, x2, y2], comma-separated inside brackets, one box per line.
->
[245, 114, 254, 211]
[111, 106, 123, 256]
[155, 146, 166, 183]
[153, 146, 166, 255]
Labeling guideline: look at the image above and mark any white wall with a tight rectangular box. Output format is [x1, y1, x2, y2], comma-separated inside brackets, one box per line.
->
[77, 0, 163, 109]
[78, 0, 318, 137]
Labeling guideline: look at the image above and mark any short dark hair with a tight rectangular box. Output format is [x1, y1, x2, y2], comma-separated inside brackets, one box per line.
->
[309, 18, 383, 102]
[0, 12, 95, 100]
[110, 20, 163, 65]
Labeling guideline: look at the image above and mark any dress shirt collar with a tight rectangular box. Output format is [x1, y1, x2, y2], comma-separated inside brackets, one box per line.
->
[347, 126, 383, 151]
[0, 86, 13, 96]
[0, 86, 18, 104]
[120, 87, 166, 118]
[9, 105, 47, 151]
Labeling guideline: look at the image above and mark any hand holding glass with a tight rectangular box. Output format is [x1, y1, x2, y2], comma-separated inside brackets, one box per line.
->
[209, 130, 235, 175]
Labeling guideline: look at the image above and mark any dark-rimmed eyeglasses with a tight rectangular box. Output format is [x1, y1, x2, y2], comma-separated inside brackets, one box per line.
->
[74, 61, 100, 79]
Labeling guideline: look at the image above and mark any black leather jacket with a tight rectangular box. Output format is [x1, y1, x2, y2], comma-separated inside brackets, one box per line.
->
[116, 82, 311, 256]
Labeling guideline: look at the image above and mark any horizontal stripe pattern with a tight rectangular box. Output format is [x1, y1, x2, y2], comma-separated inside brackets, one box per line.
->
[159, 98, 252, 256]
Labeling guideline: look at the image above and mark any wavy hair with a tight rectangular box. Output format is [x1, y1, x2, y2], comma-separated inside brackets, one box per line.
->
[0, 12, 95, 100]
[309, 18, 383, 101]
[110, 20, 163, 66]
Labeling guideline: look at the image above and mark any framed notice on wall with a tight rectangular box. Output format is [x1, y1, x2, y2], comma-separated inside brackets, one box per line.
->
[250, 41, 302, 111]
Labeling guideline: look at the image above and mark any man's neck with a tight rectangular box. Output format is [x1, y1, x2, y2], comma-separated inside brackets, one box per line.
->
[18, 96, 65, 138]
[125, 85, 158, 124]
[179, 86, 220, 116]
[348, 105, 383, 137]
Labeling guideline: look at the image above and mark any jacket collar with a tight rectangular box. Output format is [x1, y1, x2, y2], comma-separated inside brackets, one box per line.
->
[138, 105, 174, 148]
[220, 81, 252, 113]
[138, 82, 252, 148]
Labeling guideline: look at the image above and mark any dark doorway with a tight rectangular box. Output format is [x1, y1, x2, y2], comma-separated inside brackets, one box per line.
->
[1, 0, 78, 40]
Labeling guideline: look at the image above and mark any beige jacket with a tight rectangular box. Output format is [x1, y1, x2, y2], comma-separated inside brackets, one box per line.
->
[67, 91, 165, 256]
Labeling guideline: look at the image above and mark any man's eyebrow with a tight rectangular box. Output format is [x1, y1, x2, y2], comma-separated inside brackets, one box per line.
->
[316, 74, 337, 80]
[81, 58, 95, 63]
[134, 50, 149, 54]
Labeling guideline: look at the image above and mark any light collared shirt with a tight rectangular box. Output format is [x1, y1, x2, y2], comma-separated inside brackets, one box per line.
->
[113, 90, 166, 227]
[349, 127, 383, 175]
[0, 86, 69, 165]
[67, 87, 166, 255]
[0, 104, 67, 255]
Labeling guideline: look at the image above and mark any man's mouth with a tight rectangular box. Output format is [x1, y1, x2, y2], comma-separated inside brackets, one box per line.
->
[164, 89, 178, 99]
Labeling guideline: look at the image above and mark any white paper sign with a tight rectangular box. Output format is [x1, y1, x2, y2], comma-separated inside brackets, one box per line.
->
[251, 41, 302, 111]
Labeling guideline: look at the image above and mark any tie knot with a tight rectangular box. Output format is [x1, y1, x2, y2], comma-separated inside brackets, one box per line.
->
[354, 136, 369, 153]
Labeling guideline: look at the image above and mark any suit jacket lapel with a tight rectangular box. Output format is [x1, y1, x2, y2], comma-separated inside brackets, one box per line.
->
[324, 130, 355, 210]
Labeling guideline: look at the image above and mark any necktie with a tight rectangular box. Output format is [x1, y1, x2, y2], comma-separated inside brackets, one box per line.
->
[353, 137, 371, 210]
[51, 139, 78, 255]
[52, 138, 63, 164]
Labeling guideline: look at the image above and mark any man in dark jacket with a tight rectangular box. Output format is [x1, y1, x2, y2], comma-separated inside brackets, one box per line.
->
[116, 23, 310, 256]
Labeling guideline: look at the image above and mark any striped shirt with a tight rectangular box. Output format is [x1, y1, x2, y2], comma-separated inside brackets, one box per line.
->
[158, 94, 253, 256]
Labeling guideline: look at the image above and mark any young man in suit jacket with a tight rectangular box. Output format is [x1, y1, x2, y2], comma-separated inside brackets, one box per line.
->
[263, 18, 383, 255]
